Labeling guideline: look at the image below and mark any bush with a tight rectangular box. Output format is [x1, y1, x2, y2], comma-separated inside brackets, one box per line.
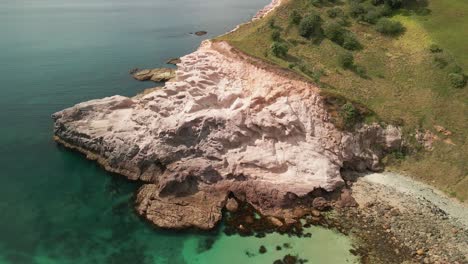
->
[448, 65, 463, 74]
[271, 30, 281, 41]
[290, 10, 302, 25]
[271, 42, 289, 57]
[338, 52, 354, 68]
[299, 14, 323, 39]
[327, 7, 344, 18]
[449, 73, 466, 88]
[340, 102, 359, 127]
[324, 22, 346, 45]
[311, 0, 324, 7]
[386, 0, 403, 9]
[375, 18, 404, 35]
[354, 65, 367, 77]
[433, 56, 448, 69]
[429, 44, 442, 53]
[363, 9, 382, 24]
[337, 17, 351, 27]
[268, 18, 276, 28]
[349, 3, 367, 18]
[343, 33, 361, 50]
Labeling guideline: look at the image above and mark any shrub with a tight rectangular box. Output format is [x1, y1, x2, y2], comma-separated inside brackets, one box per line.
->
[299, 14, 323, 39]
[337, 17, 351, 27]
[429, 44, 442, 53]
[375, 18, 404, 35]
[268, 18, 276, 28]
[340, 102, 359, 127]
[371, 0, 385, 5]
[327, 7, 344, 18]
[290, 10, 302, 25]
[343, 33, 361, 50]
[338, 52, 354, 68]
[271, 42, 289, 57]
[363, 9, 382, 24]
[349, 3, 367, 18]
[448, 65, 463, 74]
[354, 65, 367, 77]
[271, 30, 281, 41]
[433, 56, 448, 69]
[386, 0, 403, 9]
[311, 0, 324, 7]
[324, 22, 346, 45]
[449, 73, 466, 88]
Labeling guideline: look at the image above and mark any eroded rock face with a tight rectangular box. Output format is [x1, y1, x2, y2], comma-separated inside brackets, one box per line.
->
[52, 41, 401, 229]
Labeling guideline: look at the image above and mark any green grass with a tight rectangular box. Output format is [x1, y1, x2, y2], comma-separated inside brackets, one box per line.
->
[219, 0, 468, 201]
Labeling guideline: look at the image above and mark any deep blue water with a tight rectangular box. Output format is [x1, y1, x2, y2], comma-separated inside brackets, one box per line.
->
[0, 1, 269, 263]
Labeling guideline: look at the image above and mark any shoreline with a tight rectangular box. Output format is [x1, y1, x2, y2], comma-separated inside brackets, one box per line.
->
[329, 172, 468, 263]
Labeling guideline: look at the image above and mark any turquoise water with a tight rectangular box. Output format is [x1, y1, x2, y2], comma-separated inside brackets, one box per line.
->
[0, 1, 358, 263]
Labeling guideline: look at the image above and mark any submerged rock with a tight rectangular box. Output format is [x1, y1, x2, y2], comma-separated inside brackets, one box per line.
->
[52, 41, 401, 230]
[132, 68, 176, 82]
[194, 31, 207, 36]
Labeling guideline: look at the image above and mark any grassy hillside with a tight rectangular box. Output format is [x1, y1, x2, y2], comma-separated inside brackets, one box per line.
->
[219, 0, 468, 201]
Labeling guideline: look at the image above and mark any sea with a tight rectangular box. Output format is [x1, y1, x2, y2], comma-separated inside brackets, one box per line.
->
[0, 0, 358, 263]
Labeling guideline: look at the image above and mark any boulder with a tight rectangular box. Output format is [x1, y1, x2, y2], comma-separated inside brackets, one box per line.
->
[132, 68, 176, 82]
[166, 58, 181, 65]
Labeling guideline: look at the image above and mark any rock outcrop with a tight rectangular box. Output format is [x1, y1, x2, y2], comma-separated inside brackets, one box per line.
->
[132, 68, 176, 82]
[52, 40, 401, 229]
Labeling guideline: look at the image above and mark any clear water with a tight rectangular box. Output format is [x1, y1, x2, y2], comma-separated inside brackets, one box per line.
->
[0, 0, 359, 263]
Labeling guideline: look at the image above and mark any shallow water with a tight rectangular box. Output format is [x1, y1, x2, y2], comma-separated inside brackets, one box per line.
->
[0, 0, 358, 263]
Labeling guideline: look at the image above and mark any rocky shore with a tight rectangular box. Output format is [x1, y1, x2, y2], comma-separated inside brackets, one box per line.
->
[326, 172, 468, 264]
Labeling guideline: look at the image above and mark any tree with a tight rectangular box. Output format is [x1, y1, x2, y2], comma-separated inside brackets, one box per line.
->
[375, 18, 404, 35]
[299, 14, 323, 39]
[271, 42, 289, 57]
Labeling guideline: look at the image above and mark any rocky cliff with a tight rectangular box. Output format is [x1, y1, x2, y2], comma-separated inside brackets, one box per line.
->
[52, 40, 401, 229]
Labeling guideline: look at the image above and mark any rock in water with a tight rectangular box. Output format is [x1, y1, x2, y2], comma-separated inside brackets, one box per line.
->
[166, 58, 181, 65]
[194, 31, 207, 36]
[225, 198, 239, 212]
[52, 41, 401, 229]
[132, 68, 176, 82]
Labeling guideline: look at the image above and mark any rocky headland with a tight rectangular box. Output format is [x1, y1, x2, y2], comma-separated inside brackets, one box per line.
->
[52, 0, 468, 262]
[52, 39, 402, 229]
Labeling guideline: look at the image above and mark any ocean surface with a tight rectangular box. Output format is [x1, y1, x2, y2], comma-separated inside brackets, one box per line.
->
[0, 0, 358, 263]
